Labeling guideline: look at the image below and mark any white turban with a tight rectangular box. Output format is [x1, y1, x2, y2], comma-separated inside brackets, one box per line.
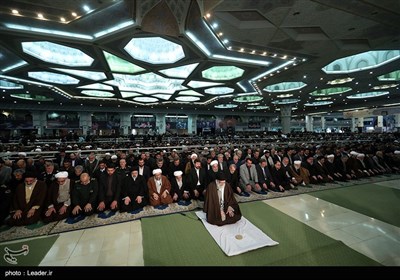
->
[210, 160, 218, 166]
[350, 151, 358, 156]
[191, 153, 198, 159]
[18, 152, 27, 157]
[294, 160, 302, 165]
[111, 155, 118, 159]
[55, 171, 69, 178]
[174, 170, 183, 177]
[152, 168, 162, 175]
[327, 154, 334, 158]
[394, 150, 400, 155]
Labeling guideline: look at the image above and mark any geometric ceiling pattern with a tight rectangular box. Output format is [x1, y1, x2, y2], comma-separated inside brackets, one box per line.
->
[0, 0, 399, 116]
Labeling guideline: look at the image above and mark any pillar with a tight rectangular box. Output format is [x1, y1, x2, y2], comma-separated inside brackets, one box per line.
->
[119, 113, 131, 135]
[376, 115, 383, 128]
[351, 117, 356, 132]
[321, 116, 326, 132]
[305, 115, 313, 132]
[395, 114, 400, 129]
[187, 114, 197, 135]
[280, 105, 292, 134]
[155, 113, 166, 134]
[356, 117, 364, 133]
[79, 111, 92, 136]
[32, 111, 47, 136]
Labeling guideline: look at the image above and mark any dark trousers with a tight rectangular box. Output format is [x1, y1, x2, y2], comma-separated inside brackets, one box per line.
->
[120, 198, 148, 212]
[42, 203, 70, 223]
[8, 210, 42, 226]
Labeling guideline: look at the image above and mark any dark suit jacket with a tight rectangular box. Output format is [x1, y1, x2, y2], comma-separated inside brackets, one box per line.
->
[188, 167, 207, 193]
[98, 173, 121, 203]
[122, 175, 147, 201]
[170, 176, 190, 200]
[13, 180, 47, 212]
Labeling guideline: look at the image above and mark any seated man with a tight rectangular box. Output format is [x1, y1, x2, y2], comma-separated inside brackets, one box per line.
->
[43, 171, 72, 223]
[239, 158, 261, 193]
[170, 170, 190, 202]
[203, 172, 242, 226]
[289, 160, 310, 186]
[120, 168, 148, 212]
[9, 171, 47, 226]
[147, 168, 173, 207]
[71, 173, 98, 217]
[97, 164, 121, 212]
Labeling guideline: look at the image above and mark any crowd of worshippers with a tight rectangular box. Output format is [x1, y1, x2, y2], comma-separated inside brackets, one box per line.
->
[1, 143, 399, 226]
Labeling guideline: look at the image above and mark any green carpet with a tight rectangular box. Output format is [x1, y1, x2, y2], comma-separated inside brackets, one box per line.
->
[0, 235, 58, 267]
[142, 201, 380, 266]
[310, 183, 400, 227]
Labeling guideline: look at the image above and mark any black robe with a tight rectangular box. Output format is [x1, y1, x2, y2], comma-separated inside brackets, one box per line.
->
[203, 181, 241, 226]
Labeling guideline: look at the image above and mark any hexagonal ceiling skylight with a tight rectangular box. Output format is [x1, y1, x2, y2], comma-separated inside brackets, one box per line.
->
[154, 94, 172, 100]
[159, 63, 199, 78]
[103, 51, 145, 74]
[215, 104, 238, 109]
[121, 92, 142, 98]
[22, 41, 94, 67]
[377, 70, 400, 81]
[106, 73, 185, 94]
[247, 106, 269, 110]
[176, 96, 200, 102]
[347, 91, 389, 99]
[233, 95, 263, 103]
[10, 94, 53, 101]
[372, 84, 397, 90]
[309, 87, 352, 96]
[0, 80, 23, 89]
[322, 50, 400, 74]
[327, 77, 354, 85]
[124, 37, 185, 64]
[264, 82, 307, 92]
[271, 99, 299, 105]
[134, 96, 159, 103]
[304, 101, 333, 106]
[81, 90, 114, 97]
[178, 90, 203, 97]
[78, 83, 113, 90]
[52, 68, 106, 81]
[28, 71, 79, 84]
[187, 80, 223, 88]
[202, 66, 245, 80]
[205, 87, 234, 95]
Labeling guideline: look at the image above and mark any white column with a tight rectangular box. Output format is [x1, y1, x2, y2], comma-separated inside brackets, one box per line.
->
[79, 111, 92, 136]
[280, 105, 292, 134]
[321, 116, 326, 131]
[351, 117, 356, 132]
[119, 113, 131, 135]
[395, 114, 400, 127]
[376, 115, 383, 128]
[155, 113, 166, 134]
[356, 117, 364, 127]
[187, 114, 197, 135]
[305, 115, 313, 132]
[32, 111, 47, 136]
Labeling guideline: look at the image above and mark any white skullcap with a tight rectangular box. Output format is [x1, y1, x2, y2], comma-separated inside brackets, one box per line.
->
[111, 155, 118, 159]
[350, 151, 358, 156]
[18, 152, 27, 157]
[357, 153, 365, 158]
[66, 145, 72, 149]
[327, 154, 335, 158]
[44, 144, 50, 147]
[163, 150, 166, 153]
[210, 160, 218, 166]
[394, 150, 400, 154]
[97, 148, 102, 150]
[85, 145, 92, 149]
[234, 148, 238, 152]
[294, 160, 302, 165]
[152, 168, 162, 175]
[174, 170, 183, 177]
[35, 148, 42, 152]
[105, 152, 111, 156]
[172, 149, 177, 152]
[55, 171, 68, 178]
[191, 153, 197, 159]
[204, 147, 209, 150]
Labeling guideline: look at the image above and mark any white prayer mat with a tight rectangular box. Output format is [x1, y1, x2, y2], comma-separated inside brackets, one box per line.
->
[195, 211, 279, 256]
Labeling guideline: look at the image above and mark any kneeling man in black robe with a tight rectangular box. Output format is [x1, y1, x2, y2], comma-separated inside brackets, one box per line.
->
[203, 172, 241, 226]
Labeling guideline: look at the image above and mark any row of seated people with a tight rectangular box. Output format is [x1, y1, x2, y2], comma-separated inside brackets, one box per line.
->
[3, 149, 396, 227]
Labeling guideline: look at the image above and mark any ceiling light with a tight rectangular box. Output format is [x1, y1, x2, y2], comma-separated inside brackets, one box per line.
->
[215, 104, 238, 109]
[28, 71, 79, 84]
[37, 13, 44, 19]
[81, 90, 114, 97]
[176, 96, 200, 102]
[264, 82, 307, 92]
[159, 63, 199, 78]
[133, 96, 159, 103]
[11, 9, 19, 14]
[347, 91, 389, 99]
[202, 66, 245, 80]
[124, 37, 185, 64]
[204, 87, 234, 95]
[187, 80, 223, 88]
[60, 17, 66, 22]
[83, 5, 90, 12]
[103, 51, 144, 74]
[71, 12, 77, 17]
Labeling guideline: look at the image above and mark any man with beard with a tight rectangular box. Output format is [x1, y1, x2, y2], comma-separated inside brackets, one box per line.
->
[203, 172, 241, 226]
[9, 171, 46, 226]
